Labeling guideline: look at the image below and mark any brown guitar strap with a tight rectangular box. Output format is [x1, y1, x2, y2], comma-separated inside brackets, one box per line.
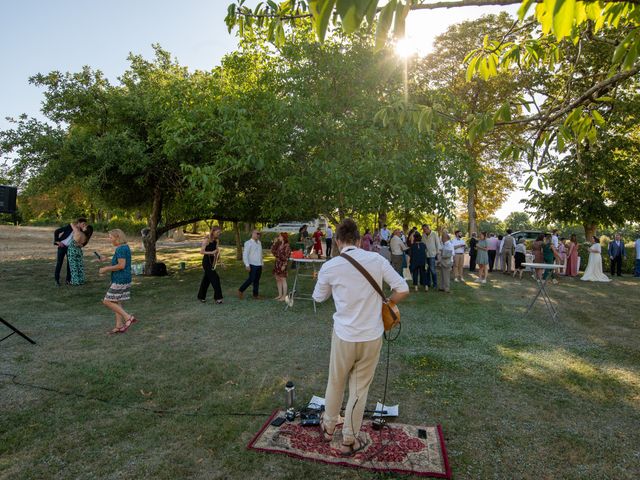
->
[340, 253, 387, 303]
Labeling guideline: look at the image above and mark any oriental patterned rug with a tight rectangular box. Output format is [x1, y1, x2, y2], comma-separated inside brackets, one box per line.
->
[247, 410, 451, 478]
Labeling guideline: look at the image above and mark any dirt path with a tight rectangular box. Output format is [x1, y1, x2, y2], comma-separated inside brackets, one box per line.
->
[0, 225, 202, 262]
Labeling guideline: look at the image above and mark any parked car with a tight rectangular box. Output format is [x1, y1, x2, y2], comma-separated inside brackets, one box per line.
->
[512, 230, 544, 244]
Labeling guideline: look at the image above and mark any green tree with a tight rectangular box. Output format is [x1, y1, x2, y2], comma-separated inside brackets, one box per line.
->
[1, 47, 220, 271]
[525, 95, 640, 240]
[504, 211, 533, 231]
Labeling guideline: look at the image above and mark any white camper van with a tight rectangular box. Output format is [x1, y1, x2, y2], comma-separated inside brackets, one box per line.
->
[262, 217, 328, 233]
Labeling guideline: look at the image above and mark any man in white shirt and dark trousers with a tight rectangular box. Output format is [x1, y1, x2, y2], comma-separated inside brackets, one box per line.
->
[312, 219, 409, 456]
[238, 230, 263, 299]
[325, 225, 333, 258]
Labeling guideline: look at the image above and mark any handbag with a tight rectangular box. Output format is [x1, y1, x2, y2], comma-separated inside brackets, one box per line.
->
[340, 253, 400, 332]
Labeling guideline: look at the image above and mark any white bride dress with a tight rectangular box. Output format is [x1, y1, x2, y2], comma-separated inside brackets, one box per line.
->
[581, 243, 611, 282]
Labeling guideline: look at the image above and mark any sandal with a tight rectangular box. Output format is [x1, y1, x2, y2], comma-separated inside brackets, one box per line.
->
[319, 420, 335, 442]
[107, 327, 124, 335]
[120, 315, 138, 333]
[340, 437, 369, 457]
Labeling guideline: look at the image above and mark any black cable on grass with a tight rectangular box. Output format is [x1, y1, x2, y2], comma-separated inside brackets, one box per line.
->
[0, 372, 269, 417]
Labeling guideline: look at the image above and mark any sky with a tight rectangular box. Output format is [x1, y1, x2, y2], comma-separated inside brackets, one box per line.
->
[1, 0, 524, 219]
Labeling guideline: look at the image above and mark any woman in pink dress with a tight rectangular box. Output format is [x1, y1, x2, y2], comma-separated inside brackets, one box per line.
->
[565, 234, 579, 277]
[361, 229, 373, 251]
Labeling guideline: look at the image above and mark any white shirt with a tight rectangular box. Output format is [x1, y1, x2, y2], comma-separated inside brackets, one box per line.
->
[242, 239, 263, 267]
[552, 235, 559, 248]
[312, 246, 408, 342]
[499, 238, 505, 253]
[61, 232, 74, 246]
[452, 238, 465, 254]
[515, 243, 526, 254]
[389, 235, 407, 255]
[326, 227, 333, 239]
[440, 240, 454, 258]
[380, 228, 391, 241]
[635, 239, 640, 259]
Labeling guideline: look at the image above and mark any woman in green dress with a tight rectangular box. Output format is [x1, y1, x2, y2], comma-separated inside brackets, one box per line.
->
[67, 223, 93, 285]
[475, 232, 489, 284]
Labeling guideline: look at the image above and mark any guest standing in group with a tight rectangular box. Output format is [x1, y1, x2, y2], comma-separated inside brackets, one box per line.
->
[452, 230, 466, 282]
[565, 234, 579, 277]
[409, 233, 427, 291]
[98, 229, 137, 335]
[551, 229, 559, 249]
[271, 233, 291, 301]
[389, 229, 408, 275]
[513, 238, 527, 280]
[372, 229, 381, 253]
[475, 232, 489, 284]
[325, 225, 333, 258]
[312, 219, 409, 456]
[312, 227, 324, 257]
[53, 217, 87, 286]
[582, 236, 611, 282]
[197, 226, 223, 304]
[557, 238, 567, 274]
[634, 233, 640, 277]
[608, 233, 626, 277]
[380, 224, 391, 247]
[438, 232, 454, 293]
[298, 225, 311, 254]
[532, 234, 545, 280]
[238, 230, 264, 299]
[361, 229, 373, 251]
[468, 232, 478, 273]
[496, 235, 505, 271]
[421, 224, 441, 290]
[502, 229, 516, 274]
[487, 233, 499, 272]
[542, 234, 561, 282]
[67, 222, 93, 286]
[406, 227, 418, 248]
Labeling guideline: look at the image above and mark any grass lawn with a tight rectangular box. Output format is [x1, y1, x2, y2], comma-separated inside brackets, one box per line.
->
[1, 237, 639, 479]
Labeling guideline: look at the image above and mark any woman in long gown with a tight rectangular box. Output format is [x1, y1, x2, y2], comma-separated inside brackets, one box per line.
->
[565, 234, 579, 277]
[68, 223, 93, 285]
[581, 236, 611, 282]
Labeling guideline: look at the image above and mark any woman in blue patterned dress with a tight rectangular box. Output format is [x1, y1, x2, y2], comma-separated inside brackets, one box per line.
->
[98, 229, 137, 335]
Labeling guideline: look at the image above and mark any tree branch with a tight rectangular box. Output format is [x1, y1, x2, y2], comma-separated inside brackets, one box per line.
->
[497, 63, 640, 127]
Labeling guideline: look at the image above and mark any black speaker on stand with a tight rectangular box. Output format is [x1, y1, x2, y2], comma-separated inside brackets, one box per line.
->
[0, 185, 18, 214]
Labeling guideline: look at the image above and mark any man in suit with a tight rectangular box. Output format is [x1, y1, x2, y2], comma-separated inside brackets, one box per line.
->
[502, 229, 516, 274]
[608, 233, 626, 277]
[53, 217, 87, 286]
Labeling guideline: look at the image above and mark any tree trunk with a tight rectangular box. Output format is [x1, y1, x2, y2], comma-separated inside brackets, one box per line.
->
[583, 223, 597, 242]
[191, 222, 199, 234]
[467, 183, 478, 235]
[143, 186, 163, 274]
[378, 211, 387, 230]
[233, 221, 242, 260]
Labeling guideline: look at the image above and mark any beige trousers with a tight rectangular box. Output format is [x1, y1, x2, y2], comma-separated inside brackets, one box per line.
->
[323, 330, 383, 444]
[439, 258, 452, 292]
[453, 253, 464, 279]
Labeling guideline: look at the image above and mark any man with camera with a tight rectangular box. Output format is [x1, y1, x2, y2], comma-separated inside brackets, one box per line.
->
[312, 219, 409, 456]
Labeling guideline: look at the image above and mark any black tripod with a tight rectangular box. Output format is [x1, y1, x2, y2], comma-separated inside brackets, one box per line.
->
[0, 317, 36, 345]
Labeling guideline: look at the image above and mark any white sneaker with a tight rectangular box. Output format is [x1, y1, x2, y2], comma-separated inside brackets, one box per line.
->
[482, 279, 487, 284]
[424, 286, 429, 292]
[454, 278, 459, 282]
[414, 286, 418, 292]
